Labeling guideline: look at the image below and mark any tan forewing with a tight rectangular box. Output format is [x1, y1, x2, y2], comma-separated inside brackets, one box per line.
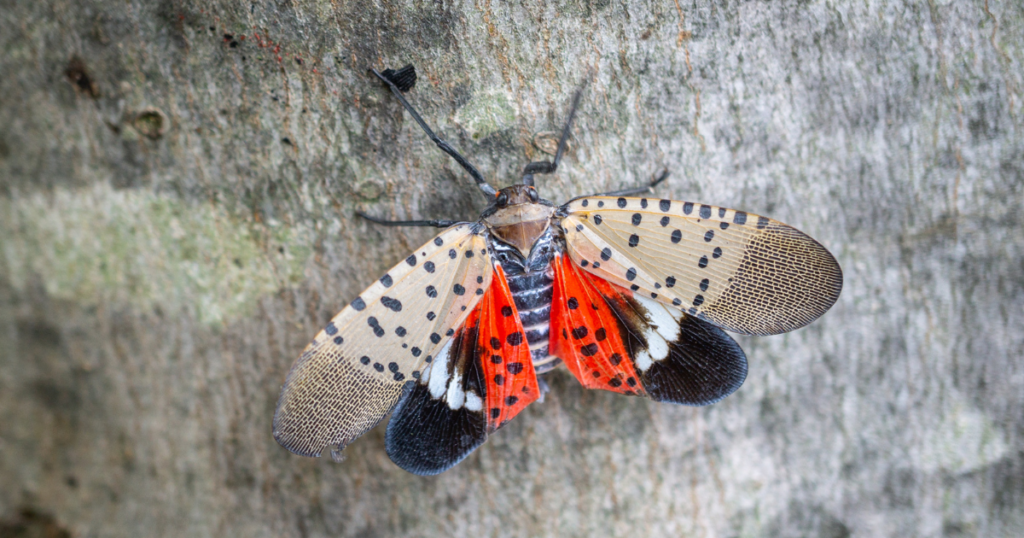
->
[562, 196, 842, 336]
[273, 223, 493, 458]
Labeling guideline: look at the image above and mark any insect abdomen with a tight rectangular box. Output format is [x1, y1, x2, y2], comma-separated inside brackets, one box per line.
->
[505, 270, 560, 374]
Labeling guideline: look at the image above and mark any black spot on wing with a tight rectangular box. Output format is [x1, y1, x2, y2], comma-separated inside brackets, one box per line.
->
[368, 316, 385, 337]
[381, 296, 403, 312]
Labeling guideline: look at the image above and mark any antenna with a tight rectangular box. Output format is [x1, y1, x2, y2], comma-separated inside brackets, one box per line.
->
[521, 83, 585, 186]
[371, 65, 497, 197]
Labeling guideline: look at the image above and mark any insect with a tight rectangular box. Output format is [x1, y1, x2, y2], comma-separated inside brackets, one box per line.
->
[273, 65, 843, 475]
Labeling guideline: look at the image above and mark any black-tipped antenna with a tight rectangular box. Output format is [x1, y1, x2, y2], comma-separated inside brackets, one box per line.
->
[379, 65, 417, 92]
[371, 65, 497, 198]
[522, 83, 586, 186]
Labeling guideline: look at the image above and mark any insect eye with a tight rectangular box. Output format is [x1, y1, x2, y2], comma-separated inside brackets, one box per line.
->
[527, 188, 539, 202]
[496, 192, 509, 207]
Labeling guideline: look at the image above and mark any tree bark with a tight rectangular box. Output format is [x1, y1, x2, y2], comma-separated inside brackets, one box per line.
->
[2, 1, 1022, 536]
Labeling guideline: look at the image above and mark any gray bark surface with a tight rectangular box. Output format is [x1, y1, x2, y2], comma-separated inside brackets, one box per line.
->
[1, 0, 1022, 536]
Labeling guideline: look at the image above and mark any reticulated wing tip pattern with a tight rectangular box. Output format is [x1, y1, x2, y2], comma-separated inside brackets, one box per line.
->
[273, 224, 493, 458]
[711, 220, 842, 335]
[562, 196, 842, 336]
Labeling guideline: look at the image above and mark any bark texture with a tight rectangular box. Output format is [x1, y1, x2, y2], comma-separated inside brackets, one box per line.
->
[2, 1, 1023, 536]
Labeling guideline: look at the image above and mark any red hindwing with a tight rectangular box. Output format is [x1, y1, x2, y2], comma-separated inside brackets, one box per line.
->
[549, 253, 645, 396]
[472, 265, 539, 431]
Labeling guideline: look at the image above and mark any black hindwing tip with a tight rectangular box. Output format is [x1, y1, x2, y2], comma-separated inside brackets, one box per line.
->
[642, 315, 748, 406]
[385, 380, 487, 476]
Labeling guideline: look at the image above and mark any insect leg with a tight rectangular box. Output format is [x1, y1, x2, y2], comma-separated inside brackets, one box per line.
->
[522, 84, 586, 186]
[535, 375, 551, 404]
[370, 67, 498, 198]
[356, 211, 460, 228]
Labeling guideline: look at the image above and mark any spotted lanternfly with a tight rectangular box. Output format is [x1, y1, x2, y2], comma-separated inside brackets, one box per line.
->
[273, 65, 843, 475]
